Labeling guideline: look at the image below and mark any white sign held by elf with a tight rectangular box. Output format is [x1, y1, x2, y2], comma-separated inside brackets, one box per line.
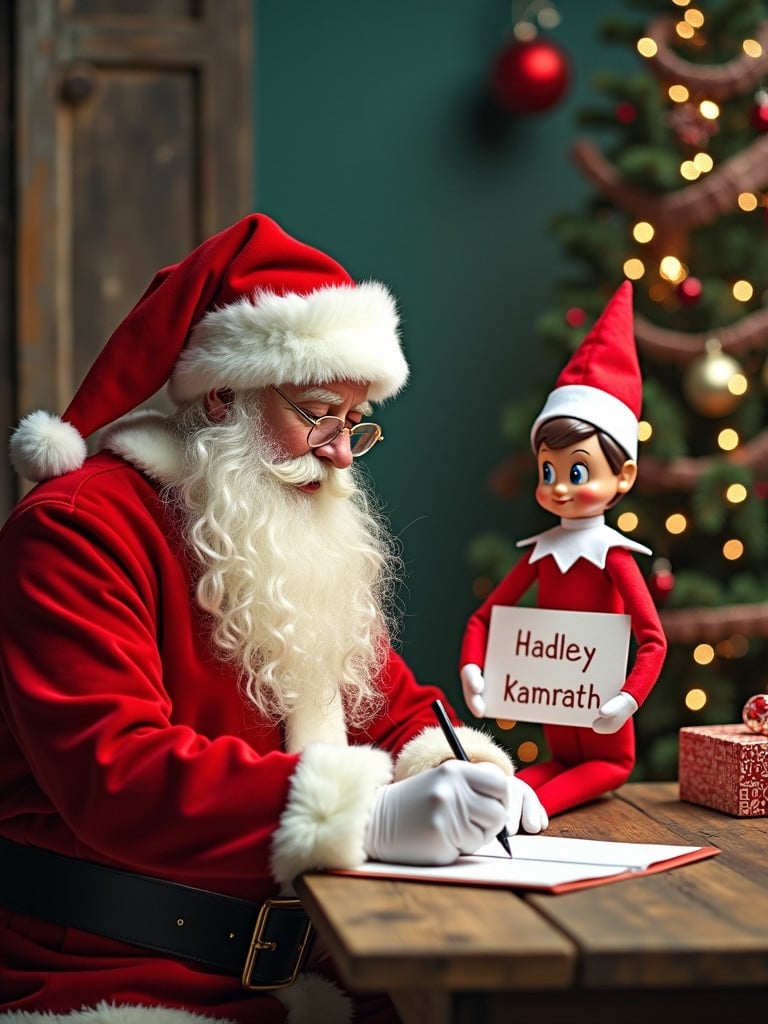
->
[482, 606, 631, 727]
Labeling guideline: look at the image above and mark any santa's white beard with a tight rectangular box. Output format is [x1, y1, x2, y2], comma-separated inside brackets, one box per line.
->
[168, 395, 399, 736]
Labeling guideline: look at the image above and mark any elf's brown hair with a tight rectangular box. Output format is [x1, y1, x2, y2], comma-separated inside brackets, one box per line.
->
[533, 416, 629, 475]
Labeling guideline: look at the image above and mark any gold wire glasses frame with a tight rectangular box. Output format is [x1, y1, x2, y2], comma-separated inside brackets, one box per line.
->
[272, 386, 384, 457]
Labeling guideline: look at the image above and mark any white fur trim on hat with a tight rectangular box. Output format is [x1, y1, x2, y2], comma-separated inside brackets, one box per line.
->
[393, 724, 516, 781]
[9, 410, 88, 482]
[270, 743, 392, 885]
[169, 282, 408, 405]
[530, 384, 639, 461]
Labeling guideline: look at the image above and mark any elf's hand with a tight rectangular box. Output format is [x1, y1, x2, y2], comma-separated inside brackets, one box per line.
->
[507, 776, 548, 834]
[592, 692, 638, 734]
[460, 663, 486, 718]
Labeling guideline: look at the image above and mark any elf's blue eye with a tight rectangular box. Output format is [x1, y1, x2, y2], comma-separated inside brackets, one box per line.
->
[570, 462, 589, 485]
[542, 461, 555, 485]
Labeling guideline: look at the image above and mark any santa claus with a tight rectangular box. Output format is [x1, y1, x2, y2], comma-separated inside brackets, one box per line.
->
[0, 214, 546, 1024]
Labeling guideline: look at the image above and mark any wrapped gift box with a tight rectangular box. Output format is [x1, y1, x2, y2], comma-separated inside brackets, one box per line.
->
[679, 724, 768, 817]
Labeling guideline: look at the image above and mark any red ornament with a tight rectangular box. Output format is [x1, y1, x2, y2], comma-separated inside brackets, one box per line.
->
[650, 559, 675, 603]
[677, 276, 702, 305]
[565, 306, 586, 327]
[750, 103, 768, 132]
[742, 694, 768, 735]
[490, 39, 571, 114]
[750, 90, 768, 133]
[616, 102, 637, 124]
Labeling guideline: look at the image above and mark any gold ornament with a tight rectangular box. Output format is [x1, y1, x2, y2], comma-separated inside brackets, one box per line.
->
[682, 338, 746, 417]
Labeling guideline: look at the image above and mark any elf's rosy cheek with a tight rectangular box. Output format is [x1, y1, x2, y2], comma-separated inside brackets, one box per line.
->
[574, 483, 603, 505]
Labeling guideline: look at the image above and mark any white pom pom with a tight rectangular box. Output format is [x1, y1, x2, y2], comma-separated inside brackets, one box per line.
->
[9, 410, 88, 481]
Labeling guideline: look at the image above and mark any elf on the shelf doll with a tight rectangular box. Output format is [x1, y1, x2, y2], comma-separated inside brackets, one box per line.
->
[459, 281, 667, 818]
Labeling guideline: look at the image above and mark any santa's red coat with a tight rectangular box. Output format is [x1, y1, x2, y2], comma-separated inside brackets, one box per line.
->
[0, 433, 511, 1023]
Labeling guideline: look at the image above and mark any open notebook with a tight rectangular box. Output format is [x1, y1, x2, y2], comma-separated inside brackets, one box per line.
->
[329, 835, 720, 894]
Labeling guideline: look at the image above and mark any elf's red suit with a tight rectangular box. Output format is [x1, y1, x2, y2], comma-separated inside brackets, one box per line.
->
[460, 514, 667, 817]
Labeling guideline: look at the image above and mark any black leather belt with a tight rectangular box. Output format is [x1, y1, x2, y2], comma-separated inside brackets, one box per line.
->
[0, 837, 313, 990]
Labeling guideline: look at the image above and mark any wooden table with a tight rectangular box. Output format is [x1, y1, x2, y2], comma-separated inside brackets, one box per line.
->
[295, 782, 768, 1023]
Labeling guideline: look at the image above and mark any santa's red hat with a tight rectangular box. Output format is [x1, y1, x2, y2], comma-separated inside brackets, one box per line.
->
[10, 213, 408, 482]
[530, 280, 641, 461]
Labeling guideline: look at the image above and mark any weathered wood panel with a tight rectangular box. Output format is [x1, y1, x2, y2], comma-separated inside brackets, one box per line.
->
[7, 0, 253, 516]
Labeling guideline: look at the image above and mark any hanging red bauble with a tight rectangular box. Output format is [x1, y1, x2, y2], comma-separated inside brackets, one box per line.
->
[565, 306, 586, 327]
[677, 276, 702, 305]
[750, 90, 768, 133]
[650, 559, 675, 603]
[616, 102, 637, 124]
[490, 38, 571, 114]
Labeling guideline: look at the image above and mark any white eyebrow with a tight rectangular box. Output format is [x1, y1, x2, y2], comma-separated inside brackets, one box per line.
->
[298, 387, 344, 403]
[297, 387, 372, 415]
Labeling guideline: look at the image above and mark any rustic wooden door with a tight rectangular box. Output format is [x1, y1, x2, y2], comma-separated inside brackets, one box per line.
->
[5, 0, 253, 515]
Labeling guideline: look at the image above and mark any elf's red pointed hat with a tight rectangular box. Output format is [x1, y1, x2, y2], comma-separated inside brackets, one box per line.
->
[530, 280, 641, 460]
[10, 213, 408, 482]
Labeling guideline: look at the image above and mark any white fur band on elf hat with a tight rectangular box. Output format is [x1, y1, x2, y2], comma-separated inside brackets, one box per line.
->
[10, 214, 409, 483]
[530, 280, 641, 461]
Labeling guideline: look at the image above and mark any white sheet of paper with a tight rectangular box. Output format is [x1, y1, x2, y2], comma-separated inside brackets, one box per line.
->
[343, 836, 707, 891]
[482, 606, 631, 726]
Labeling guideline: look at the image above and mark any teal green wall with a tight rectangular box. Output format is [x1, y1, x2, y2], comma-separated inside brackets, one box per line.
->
[254, 1, 629, 704]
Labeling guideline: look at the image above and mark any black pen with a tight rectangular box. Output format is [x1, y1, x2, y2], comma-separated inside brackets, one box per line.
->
[432, 699, 512, 858]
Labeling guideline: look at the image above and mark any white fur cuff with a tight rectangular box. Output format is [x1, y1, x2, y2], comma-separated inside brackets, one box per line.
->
[270, 743, 393, 885]
[393, 724, 515, 781]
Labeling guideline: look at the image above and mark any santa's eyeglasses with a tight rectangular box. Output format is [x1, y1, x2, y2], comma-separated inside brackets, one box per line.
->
[272, 386, 384, 457]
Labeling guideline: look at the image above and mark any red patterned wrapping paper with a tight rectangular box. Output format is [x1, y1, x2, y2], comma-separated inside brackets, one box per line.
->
[679, 724, 768, 817]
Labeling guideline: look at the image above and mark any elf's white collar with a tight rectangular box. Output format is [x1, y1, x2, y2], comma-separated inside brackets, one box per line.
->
[517, 514, 652, 572]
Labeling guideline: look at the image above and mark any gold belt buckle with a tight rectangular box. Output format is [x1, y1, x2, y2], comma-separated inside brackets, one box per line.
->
[242, 897, 313, 991]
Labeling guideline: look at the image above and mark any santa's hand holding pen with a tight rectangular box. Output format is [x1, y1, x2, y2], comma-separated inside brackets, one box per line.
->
[364, 751, 547, 867]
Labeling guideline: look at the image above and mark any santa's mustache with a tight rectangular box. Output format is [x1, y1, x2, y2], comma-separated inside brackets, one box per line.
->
[265, 452, 357, 499]
[264, 451, 329, 486]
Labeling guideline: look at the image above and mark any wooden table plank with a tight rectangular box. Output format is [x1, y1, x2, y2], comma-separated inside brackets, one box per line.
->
[622, 781, 768, 881]
[296, 782, 768, 1024]
[295, 873, 576, 992]
[525, 784, 768, 989]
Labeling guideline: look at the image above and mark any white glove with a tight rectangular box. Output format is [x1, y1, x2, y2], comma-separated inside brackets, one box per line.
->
[364, 760, 509, 866]
[507, 776, 548, 834]
[460, 663, 486, 718]
[592, 692, 638, 734]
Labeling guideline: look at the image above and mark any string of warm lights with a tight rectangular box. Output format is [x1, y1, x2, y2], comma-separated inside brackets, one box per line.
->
[571, 134, 768, 234]
[639, 9, 768, 98]
[600, 2, 768, 716]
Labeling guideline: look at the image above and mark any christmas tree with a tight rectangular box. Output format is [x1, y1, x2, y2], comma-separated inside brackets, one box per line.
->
[470, 0, 768, 779]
